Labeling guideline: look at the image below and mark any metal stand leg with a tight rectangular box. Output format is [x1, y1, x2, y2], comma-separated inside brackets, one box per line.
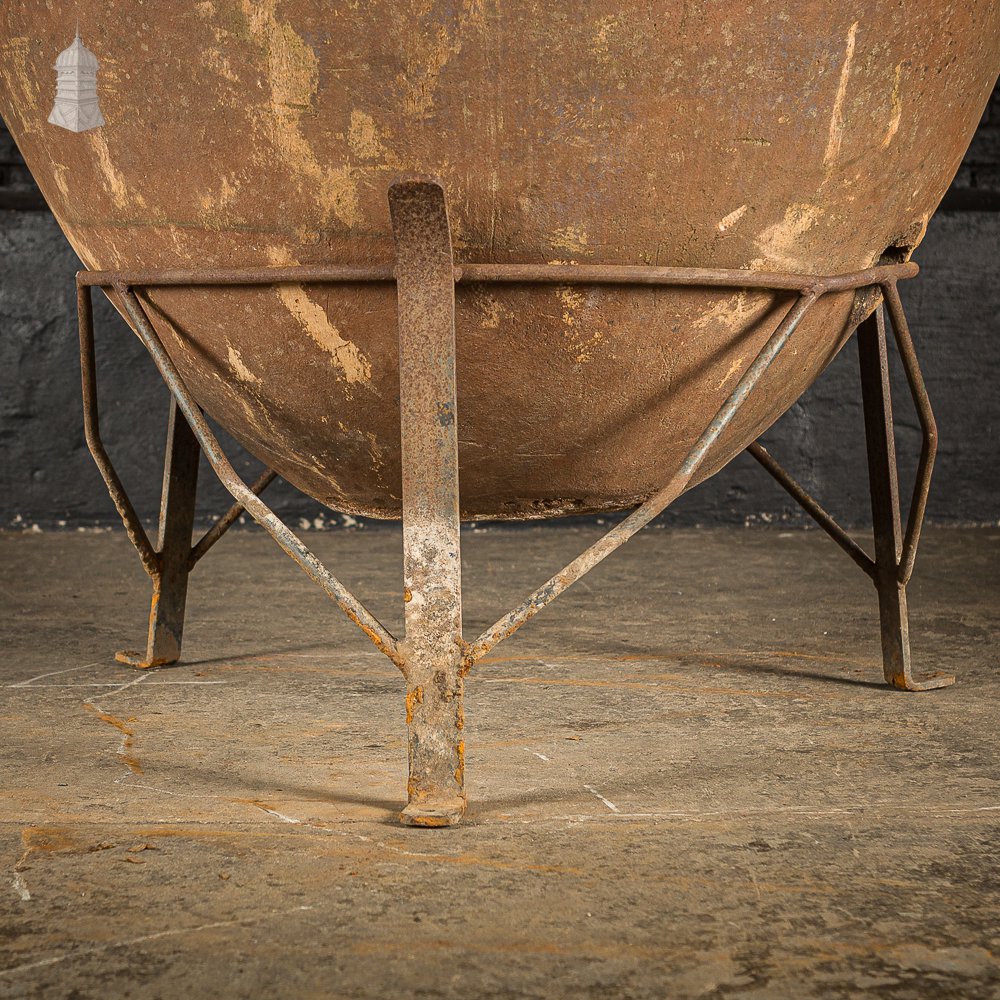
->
[116, 398, 200, 668]
[389, 177, 467, 827]
[857, 307, 953, 691]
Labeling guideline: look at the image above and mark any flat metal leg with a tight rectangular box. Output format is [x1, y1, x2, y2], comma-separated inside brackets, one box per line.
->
[857, 308, 953, 691]
[116, 398, 200, 668]
[389, 177, 466, 827]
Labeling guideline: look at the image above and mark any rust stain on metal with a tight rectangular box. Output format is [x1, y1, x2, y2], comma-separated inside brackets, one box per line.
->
[390, 178, 467, 827]
[405, 685, 423, 726]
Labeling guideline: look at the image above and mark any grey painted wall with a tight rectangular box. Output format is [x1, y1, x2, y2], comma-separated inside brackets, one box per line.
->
[2, 88, 998, 531]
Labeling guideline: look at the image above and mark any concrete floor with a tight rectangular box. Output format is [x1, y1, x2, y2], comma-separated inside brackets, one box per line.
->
[1, 525, 998, 998]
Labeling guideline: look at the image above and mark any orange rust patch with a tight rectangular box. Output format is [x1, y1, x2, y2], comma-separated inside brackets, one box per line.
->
[404, 813, 454, 829]
[147, 588, 161, 630]
[405, 685, 424, 724]
[121, 756, 143, 776]
[16, 826, 116, 869]
[83, 705, 133, 736]
[83, 704, 144, 774]
[20, 826, 83, 856]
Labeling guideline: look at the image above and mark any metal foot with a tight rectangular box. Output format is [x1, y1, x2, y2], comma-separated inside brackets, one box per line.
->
[400, 799, 467, 828]
[116, 397, 200, 668]
[390, 177, 467, 826]
[858, 306, 954, 691]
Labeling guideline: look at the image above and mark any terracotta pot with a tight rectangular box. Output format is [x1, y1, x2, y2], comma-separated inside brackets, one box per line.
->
[2, 3, 997, 518]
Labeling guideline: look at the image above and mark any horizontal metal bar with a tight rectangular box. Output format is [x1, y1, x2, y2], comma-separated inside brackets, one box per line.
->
[77, 261, 918, 293]
[460, 262, 917, 293]
[465, 290, 819, 668]
[116, 286, 403, 669]
[189, 468, 278, 568]
[79, 265, 396, 287]
[746, 441, 876, 579]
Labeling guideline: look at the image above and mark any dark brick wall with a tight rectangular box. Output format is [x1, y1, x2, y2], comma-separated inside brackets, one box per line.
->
[1, 83, 998, 530]
[0, 121, 44, 211]
[942, 84, 1000, 210]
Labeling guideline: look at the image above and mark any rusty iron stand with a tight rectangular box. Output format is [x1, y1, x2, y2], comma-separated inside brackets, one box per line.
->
[76, 176, 952, 828]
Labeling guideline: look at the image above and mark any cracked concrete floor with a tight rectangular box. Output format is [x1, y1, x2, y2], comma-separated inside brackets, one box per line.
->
[1, 526, 998, 999]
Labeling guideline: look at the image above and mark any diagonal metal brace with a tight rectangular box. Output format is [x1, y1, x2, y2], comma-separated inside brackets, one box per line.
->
[189, 468, 278, 568]
[107, 285, 403, 670]
[747, 441, 877, 579]
[464, 289, 820, 669]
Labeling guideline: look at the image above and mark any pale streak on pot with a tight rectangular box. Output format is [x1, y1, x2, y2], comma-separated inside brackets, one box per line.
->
[824, 20, 860, 167]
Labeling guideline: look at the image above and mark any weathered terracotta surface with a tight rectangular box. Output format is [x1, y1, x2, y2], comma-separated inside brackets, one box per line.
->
[2, 3, 997, 518]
